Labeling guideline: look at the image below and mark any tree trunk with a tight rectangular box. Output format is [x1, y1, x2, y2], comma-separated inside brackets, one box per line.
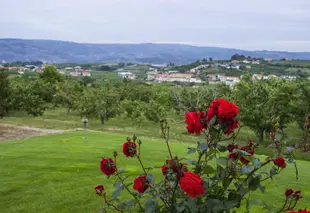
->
[66, 103, 71, 115]
[100, 115, 105, 125]
[258, 128, 265, 143]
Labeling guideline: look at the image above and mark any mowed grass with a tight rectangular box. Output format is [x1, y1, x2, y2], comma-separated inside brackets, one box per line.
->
[1, 131, 310, 213]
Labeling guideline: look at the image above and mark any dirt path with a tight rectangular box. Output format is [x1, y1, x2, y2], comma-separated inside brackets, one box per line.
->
[0, 124, 69, 142]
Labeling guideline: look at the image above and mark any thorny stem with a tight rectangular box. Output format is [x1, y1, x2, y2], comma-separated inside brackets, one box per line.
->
[136, 143, 170, 210]
[114, 156, 144, 211]
[237, 160, 272, 191]
[103, 193, 124, 213]
[276, 197, 289, 213]
[161, 122, 173, 159]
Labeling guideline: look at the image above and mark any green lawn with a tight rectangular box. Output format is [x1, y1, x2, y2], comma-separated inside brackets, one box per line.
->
[1, 131, 310, 213]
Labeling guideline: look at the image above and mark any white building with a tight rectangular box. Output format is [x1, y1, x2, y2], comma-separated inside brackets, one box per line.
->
[118, 72, 136, 79]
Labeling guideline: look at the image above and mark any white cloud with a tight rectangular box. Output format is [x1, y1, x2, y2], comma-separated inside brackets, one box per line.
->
[0, 0, 310, 51]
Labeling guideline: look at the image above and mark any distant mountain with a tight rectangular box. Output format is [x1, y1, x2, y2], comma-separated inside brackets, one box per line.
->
[1, 38, 310, 64]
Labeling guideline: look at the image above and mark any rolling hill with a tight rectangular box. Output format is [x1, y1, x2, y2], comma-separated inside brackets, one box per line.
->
[1, 38, 310, 64]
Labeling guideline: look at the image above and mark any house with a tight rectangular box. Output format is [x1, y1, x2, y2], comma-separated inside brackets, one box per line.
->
[231, 60, 240, 64]
[65, 67, 73, 70]
[268, 74, 278, 79]
[230, 64, 240, 69]
[246, 65, 251, 69]
[18, 71, 24, 75]
[168, 70, 179, 74]
[264, 58, 273, 62]
[252, 74, 263, 80]
[243, 60, 251, 64]
[222, 76, 240, 86]
[82, 71, 91, 77]
[70, 71, 81, 76]
[252, 61, 260, 65]
[207, 74, 217, 81]
[118, 72, 136, 79]
[189, 65, 209, 73]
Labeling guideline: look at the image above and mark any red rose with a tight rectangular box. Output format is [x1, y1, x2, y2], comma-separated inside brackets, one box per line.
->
[224, 119, 239, 135]
[274, 156, 286, 168]
[288, 209, 310, 213]
[122, 141, 137, 157]
[133, 176, 149, 193]
[239, 146, 254, 165]
[100, 158, 116, 176]
[94, 185, 104, 196]
[285, 189, 294, 197]
[207, 99, 239, 135]
[228, 144, 238, 160]
[180, 172, 205, 198]
[185, 111, 204, 134]
[207, 99, 239, 122]
[161, 165, 168, 175]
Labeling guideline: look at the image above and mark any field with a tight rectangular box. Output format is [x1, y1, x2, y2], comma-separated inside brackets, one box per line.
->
[1, 131, 310, 213]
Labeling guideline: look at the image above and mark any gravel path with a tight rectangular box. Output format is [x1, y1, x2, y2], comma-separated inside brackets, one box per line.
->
[0, 124, 69, 142]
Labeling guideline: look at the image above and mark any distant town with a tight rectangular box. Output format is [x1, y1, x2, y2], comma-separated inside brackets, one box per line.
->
[1, 55, 310, 87]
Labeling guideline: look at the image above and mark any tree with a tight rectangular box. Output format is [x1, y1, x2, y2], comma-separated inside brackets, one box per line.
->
[76, 87, 120, 124]
[0, 71, 10, 118]
[55, 80, 83, 114]
[209, 57, 213, 62]
[39, 65, 64, 84]
[232, 77, 296, 143]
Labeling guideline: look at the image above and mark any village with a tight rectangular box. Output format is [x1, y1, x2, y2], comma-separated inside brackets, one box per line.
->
[0, 57, 306, 87]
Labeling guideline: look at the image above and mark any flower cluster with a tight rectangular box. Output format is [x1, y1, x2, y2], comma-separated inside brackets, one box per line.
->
[93, 98, 305, 213]
[185, 99, 239, 135]
[228, 140, 254, 164]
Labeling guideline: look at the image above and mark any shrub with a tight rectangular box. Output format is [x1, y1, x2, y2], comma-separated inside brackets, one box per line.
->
[94, 99, 306, 213]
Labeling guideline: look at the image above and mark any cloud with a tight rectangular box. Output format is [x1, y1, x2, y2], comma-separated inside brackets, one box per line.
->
[1, 0, 310, 51]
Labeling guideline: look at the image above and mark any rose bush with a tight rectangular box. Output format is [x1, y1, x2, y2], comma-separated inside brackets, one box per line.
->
[94, 99, 305, 213]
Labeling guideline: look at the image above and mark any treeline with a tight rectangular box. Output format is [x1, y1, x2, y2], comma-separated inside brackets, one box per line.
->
[1, 66, 310, 144]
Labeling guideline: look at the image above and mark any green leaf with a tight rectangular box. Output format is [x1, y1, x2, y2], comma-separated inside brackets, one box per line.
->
[145, 198, 157, 213]
[197, 143, 208, 151]
[240, 165, 253, 174]
[203, 165, 215, 175]
[253, 158, 261, 169]
[112, 182, 124, 199]
[275, 133, 283, 141]
[209, 116, 217, 125]
[118, 168, 125, 174]
[205, 199, 226, 213]
[147, 174, 155, 184]
[238, 150, 251, 156]
[187, 148, 196, 154]
[224, 200, 239, 209]
[175, 201, 186, 212]
[216, 157, 228, 165]
[258, 184, 265, 193]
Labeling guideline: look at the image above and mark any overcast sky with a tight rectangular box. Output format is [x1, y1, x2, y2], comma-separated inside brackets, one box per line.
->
[1, 0, 310, 51]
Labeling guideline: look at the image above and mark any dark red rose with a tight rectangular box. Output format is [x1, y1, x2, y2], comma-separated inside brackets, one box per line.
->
[288, 208, 309, 213]
[228, 144, 238, 160]
[161, 165, 168, 175]
[224, 119, 239, 135]
[229, 153, 238, 160]
[94, 185, 104, 196]
[122, 141, 137, 157]
[285, 189, 294, 197]
[239, 146, 254, 165]
[100, 158, 116, 176]
[274, 156, 286, 168]
[180, 172, 205, 198]
[207, 99, 239, 122]
[292, 190, 302, 199]
[185, 111, 204, 134]
[133, 176, 149, 193]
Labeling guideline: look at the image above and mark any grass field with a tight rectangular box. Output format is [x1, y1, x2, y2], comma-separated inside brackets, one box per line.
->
[1, 131, 310, 213]
[1, 107, 309, 161]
